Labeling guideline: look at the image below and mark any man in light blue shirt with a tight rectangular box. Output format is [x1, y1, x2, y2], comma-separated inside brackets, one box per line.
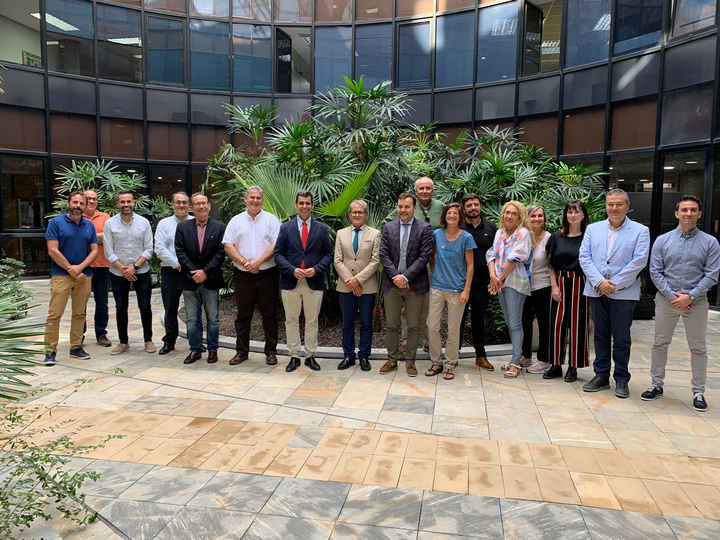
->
[643, 195, 720, 411]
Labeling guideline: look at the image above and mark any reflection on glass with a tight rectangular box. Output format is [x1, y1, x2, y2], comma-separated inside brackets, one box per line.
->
[660, 152, 705, 235]
[0, 237, 50, 276]
[0, 1, 42, 66]
[97, 4, 142, 83]
[146, 0, 186, 13]
[233, 0, 272, 20]
[0, 105, 46, 152]
[233, 24, 271, 93]
[660, 85, 713, 145]
[611, 53, 660, 101]
[396, 0, 434, 17]
[190, 20, 230, 90]
[565, 0, 610, 68]
[148, 123, 189, 160]
[436, 12, 474, 88]
[563, 107, 605, 155]
[477, 2, 517, 84]
[192, 125, 230, 161]
[151, 166, 187, 200]
[523, 0, 563, 74]
[101, 119, 144, 159]
[316, 0, 352, 21]
[438, 0, 475, 12]
[276, 27, 312, 93]
[355, 24, 392, 88]
[475, 85, 515, 121]
[608, 152, 654, 226]
[191, 0, 230, 17]
[710, 148, 720, 306]
[435, 91, 472, 124]
[356, 0, 392, 21]
[50, 113, 97, 156]
[614, 0, 662, 55]
[1, 156, 45, 232]
[149, 17, 184, 85]
[611, 97, 657, 150]
[315, 27, 352, 92]
[397, 22, 430, 89]
[519, 114, 558, 156]
[672, 0, 716, 37]
[276, 0, 312, 22]
[46, 0, 94, 77]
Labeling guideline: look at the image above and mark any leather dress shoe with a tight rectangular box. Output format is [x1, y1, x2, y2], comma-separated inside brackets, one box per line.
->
[305, 356, 321, 371]
[229, 352, 248, 365]
[207, 351, 218, 364]
[564, 367, 578, 382]
[359, 357, 371, 372]
[184, 352, 202, 364]
[159, 343, 175, 355]
[286, 357, 301, 372]
[615, 381, 630, 398]
[543, 365, 564, 379]
[266, 354, 278, 365]
[475, 356, 494, 371]
[338, 357, 356, 370]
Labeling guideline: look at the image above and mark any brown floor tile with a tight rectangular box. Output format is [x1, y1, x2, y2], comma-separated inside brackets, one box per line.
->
[329, 453, 373, 483]
[364, 455, 403, 487]
[227, 422, 273, 445]
[469, 464, 504, 498]
[265, 448, 313, 477]
[139, 438, 196, 466]
[606, 476, 661, 514]
[434, 461, 469, 494]
[623, 451, 672, 481]
[169, 440, 226, 468]
[528, 443, 566, 470]
[146, 416, 195, 438]
[346, 430, 383, 454]
[199, 443, 253, 471]
[657, 455, 711, 485]
[437, 437, 469, 462]
[498, 441, 533, 468]
[123, 414, 174, 435]
[296, 450, 344, 481]
[67, 432, 119, 456]
[590, 448, 637, 478]
[375, 432, 410, 457]
[502, 465, 542, 501]
[405, 434, 439, 460]
[535, 468, 581, 505]
[398, 458, 436, 491]
[643, 479, 703, 518]
[570, 472, 622, 510]
[73, 410, 125, 429]
[560, 446, 602, 474]
[692, 458, 720, 485]
[231, 446, 282, 474]
[174, 417, 221, 440]
[315, 427, 355, 452]
[110, 435, 168, 462]
[468, 440, 501, 465]
[254, 424, 299, 450]
[199, 420, 247, 443]
[678, 483, 720, 519]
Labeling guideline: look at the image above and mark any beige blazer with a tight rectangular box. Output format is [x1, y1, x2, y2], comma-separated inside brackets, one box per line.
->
[334, 224, 380, 294]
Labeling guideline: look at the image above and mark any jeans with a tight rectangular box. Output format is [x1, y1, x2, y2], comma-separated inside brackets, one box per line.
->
[338, 291, 375, 360]
[110, 271, 153, 344]
[460, 282, 490, 357]
[498, 286, 526, 365]
[160, 267, 182, 345]
[183, 285, 220, 353]
[589, 296, 637, 383]
[91, 267, 110, 338]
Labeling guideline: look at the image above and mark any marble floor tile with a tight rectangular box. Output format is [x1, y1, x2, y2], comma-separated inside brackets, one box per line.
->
[168, 440, 225, 468]
[647, 413, 718, 436]
[187, 471, 281, 511]
[197, 419, 247, 443]
[227, 421, 273, 445]
[590, 448, 638, 478]
[231, 446, 282, 474]
[604, 428, 681, 455]
[657, 455, 711, 484]
[153, 506, 255, 539]
[535, 468, 581, 505]
[315, 427, 355, 451]
[487, 405, 550, 444]
[642, 479, 704, 518]
[433, 396, 487, 420]
[338, 485, 423, 530]
[500, 500, 589, 540]
[78, 460, 154, 497]
[419, 491, 502, 538]
[527, 443, 566, 470]
[579, 507, 677, 540]
[665, 515, 720, 539]
[118, 465, 216, 505]
[498, 441, 533, 468]
[382, 395, 436, 415]
[388, 379, 437, 398]
[405, 433, 439, 460]
[145, 415, 195, 438]
[545, 423, 614, 449]
[691, 457, 720, 484]
[330, 452, 373, 484]
[560, 446, 603, 474]
[98, 499, 181, 539]
[268, 407, 329, 426]
[260, 477, 351, 521]
[255, 423, 300, 449]
[605, 476, 661, 514]
[330, 523, 417, 540]
[243, 514, 333, 540]
[377, 411, 434, 433]
[667, 433, 720, 459]
[215, 400, 280, 422]
[398, 458, 436, 491]
[137, 437, 196, 466]
[431, 416, 489, 439]
[286, 426, 328, 449]
[468, 464, 504, 499]
[242, 386, 297, 404]
[570, 472, 622, 510]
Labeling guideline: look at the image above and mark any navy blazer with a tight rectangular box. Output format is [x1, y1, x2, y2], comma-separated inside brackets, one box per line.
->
[274, 217, 333, 291]
[379, 218, 433, 294]
[175, 218, 227, 291]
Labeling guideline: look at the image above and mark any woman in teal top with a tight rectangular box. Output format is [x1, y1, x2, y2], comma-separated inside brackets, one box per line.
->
[425, 203, 476, 380]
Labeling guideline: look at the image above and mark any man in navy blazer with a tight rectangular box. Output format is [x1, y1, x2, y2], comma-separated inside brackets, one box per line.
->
[175, 193, 226, 365]
[379, 192, 433, 376]
[579, 188, 650, 398]
[274, 190, 333, 372]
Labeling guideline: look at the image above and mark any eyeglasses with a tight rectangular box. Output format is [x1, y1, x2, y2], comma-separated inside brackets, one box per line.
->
[349, 211, 367, 216]
[86, 197, 98, 201]
[192, 202, 208, 207]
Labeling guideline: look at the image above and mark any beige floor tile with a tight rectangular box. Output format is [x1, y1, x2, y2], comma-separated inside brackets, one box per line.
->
[678, 483, 720, 519]
[535, 468, 581, 505]
[345, 430, 382, 454]
[546, 423, 614, 449]
[398, 458, 436, 491]
[199, 443, 253, 471]
[691, 458, 720, 485]
[604, 428, 681, 455]
[436, 437, 469, 462]
[169, 440, 225, 468]
[84, 433, 139, 460]
[296, 449, 344, 481]
[622, 451, 673, 481]
[375, 431, 410, 457]
[199, 420, 247, 443]
[498, 441, 533, 468]
[590, 448, 638, 478]
[227, 422, 273, 445]
[643, 479, 704, 518]
[92, 411, 148, 432]
[231, 446, 282, 474]
[657, 455, 712, 484]
[606, 476, 661, 514]
[468, 464, 504, 498]
[329, 453, 373, 484]
[570, 472, 622, 510]
[139, 438, 196, 466]
[648, 414, 719, 436]
[528, 443, 566, 470]
[502, 465, 542, 501]
[145, 415, 195, 438]
[315, 427, 355, 452]
[560, 446, 602, 474]
[434, 461, 469, 494]
[122, 414, 173, 435]
[468, 439, 501, 465]
[254, 423, 299, 450]
[176, 399, 232, 419]
[110, 435, 168, 462]
[265, 447, 313, 477]
[364, 455, 404, 487]
[174, 417, 221, 440]
[405, 434, 439, 460]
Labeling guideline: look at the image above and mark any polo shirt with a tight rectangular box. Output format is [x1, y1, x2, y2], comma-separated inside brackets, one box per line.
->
[83, 210, 111, 268]
[45, 213, 98, 277]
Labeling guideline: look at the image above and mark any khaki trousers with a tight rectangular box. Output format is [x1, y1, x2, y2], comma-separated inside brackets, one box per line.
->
[427, 288, 464, 368]
[46, 274, 92, 351]
[282, 279, 324, 358]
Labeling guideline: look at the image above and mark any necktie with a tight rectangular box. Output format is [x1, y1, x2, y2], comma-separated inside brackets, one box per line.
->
[300, 220, 308, 270]
[398, 223, 410, 274]
[353, 228, 361, 254]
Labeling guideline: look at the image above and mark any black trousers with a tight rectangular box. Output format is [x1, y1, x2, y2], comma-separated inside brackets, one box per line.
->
[160, 266, 182, 345]
[521, 285, 552, 363]
[460, 281, 490, 357]
[233, 266, 279, 355]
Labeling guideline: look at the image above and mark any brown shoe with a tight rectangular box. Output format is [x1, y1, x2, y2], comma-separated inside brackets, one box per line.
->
[144, 341, 156, 353]
[110, 343, 130, 355]
[475, 356, 494, 371]
[184, 352, 201, 364]
[379, 361, 397, 374]
[207, 351, 218, 364]
[406, 363, 418, 377]
[229, 352, 248, 365]
[266, 354, 278, 365]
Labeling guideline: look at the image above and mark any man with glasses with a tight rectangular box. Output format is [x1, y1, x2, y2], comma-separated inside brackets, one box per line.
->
[83, 189, 112, 347]
[154, 191, 193, 355]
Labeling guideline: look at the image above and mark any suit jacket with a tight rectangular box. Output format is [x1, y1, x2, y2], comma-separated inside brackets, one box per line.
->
[334, 225, 380, 294]
[379, 218, 433, 294]
[579, 218, 650, 300]
[175, 218, 227, 291]
[274, 216, 333, 291]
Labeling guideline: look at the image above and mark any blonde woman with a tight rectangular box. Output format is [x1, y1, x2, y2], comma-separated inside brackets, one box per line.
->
[486, 201, 533, 378]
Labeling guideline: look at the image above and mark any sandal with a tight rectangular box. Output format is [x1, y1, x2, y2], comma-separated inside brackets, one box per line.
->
[425, 365, 443, 377]
[501, 358, 532, 371]
[443, 369, 454, 380]
[504, 364, 522, 378]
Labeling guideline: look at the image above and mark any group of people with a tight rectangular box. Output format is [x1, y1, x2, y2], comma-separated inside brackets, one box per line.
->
[44, 180, 719, 411]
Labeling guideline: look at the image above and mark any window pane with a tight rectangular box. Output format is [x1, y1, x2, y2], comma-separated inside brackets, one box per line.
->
[563, 67, 607, 109]
[99, 84, 143, 119]
[146, 0, 186, 13]
[190, 0, 230, 17]
[316, 0, 352, 22]
[608, 152, 653, 226]
[477, 2, 518, 84]
[101, 118, 144, 159]
[0, 105, 46, 152]
[403, 94, 432, 124]
[150, 165, 187, 199]
[611, 53, 659, 101]
[614, 0, 662, 55]
[672, 0, 716, 37]
[435, 90, 472, 123]
[475, 84, 515, 120]
[0, 69, 46, 109]
[355, 24, 392, 88]
[190, 20, 230, 90]
[315, 27, 352, 92]
[611, 97, 657, 150]
[192, 125, 230, 161]
[46, 0, 94, 77]
[276, 0, 312, 22]
[518, 76, 560, 115]
[191, 94, 228, 124]
[436, 12, 474, 88]
[233, 24, 272, 93]
[356, 0, 392, 20]
[233, 0, 272, 20]
[1, 236, 50, 275]
[1, 156, 45, 232]
[663, 37, 716, 92]
[660, 152, 705, 234]
[519, 114, 558, 156]
[275, 97, 312, 124]
[276, 27, 312, 93]
[438, 0, 475, 12]
[398, 22, 431, 89]
[147, 89, 188, 122]
[50, 113, 97, 155]
[565, 0, 611, 68]
[149, 16, 184, 85]
[397, 0, 434, 17]
[523, 0, 563, 74]
[49, 77, 96, 114]
[148, 122, 189, 160]
[0, 1, 42, 66]
[563, 107, 605, 155]
[660, 84, 713, 145]
[97, 4, 142, 83]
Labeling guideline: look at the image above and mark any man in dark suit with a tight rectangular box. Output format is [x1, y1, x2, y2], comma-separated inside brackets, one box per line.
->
[175, 193, 227, 365]
[274, 190, 333, 372]
[379, 192, 433, 376]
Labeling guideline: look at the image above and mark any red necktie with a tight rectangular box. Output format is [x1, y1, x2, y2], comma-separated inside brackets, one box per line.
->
[300, 221, 308, 269]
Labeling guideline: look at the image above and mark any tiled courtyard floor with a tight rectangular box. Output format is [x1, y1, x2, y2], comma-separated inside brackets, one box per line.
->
[7, 280, 720, 539]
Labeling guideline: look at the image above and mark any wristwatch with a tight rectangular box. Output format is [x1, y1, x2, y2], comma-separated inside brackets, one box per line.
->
[689, 294, 695, 302]
[133, 264, 140, 271]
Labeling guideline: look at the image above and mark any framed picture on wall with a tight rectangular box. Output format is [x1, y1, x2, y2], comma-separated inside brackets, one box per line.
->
[22, 51, 42, 68]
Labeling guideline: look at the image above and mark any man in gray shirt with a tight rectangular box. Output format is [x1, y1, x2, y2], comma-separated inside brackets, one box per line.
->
[644, 195, 720, 411]
[104, 190, 156, 355]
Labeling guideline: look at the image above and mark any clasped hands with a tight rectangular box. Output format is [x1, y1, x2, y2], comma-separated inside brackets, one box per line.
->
[293, 267, 317, 279]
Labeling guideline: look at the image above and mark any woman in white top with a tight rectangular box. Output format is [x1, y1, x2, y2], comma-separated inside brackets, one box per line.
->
[523, 204, 553, 374]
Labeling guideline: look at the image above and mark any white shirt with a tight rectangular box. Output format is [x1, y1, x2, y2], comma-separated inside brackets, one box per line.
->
[531, 232, 551, 291]
[154, 214, 194, 268]
[222, 210, 280, 271]
[104, 213, 153, 276]
[606, 218, 627, 255]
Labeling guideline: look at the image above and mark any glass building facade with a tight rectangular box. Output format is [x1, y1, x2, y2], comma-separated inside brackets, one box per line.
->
[0, 0, 719, 305]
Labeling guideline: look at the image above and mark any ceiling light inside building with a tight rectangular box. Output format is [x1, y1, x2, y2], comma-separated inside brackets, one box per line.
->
[127, 169, 137, 173]
[108, 37, 142, 46]
[366, 8, 378, 14]
[663, 166, 675, 170]
[639, 178, 648, 182]
[593, 14, 611, 32]
[32, 12, 79, 32]
[686, 161, 698, 164]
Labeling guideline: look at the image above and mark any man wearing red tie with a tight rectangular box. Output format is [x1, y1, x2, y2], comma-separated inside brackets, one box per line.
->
[274, 191, 334, 372]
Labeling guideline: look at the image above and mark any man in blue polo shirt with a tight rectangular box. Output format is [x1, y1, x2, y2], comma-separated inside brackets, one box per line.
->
[44, 191, 98, 366]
